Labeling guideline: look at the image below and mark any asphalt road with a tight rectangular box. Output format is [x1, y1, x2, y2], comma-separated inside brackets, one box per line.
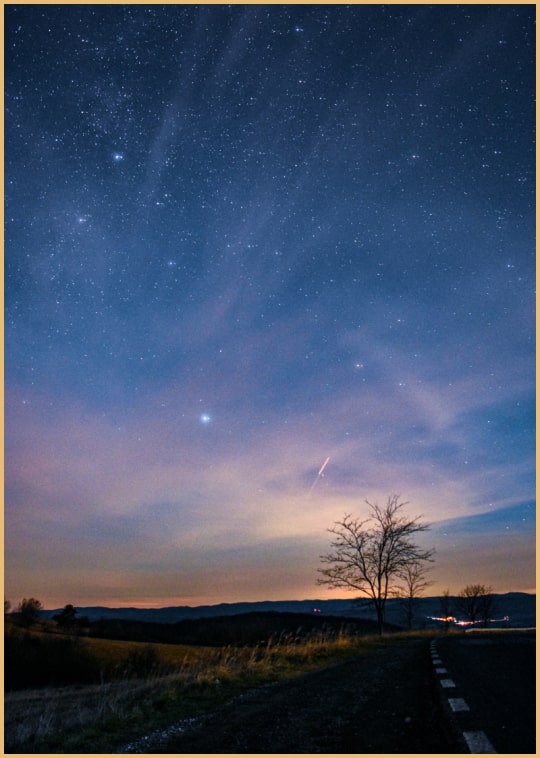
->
[126, 638, 465, 754]
[436, 631, 535, 754]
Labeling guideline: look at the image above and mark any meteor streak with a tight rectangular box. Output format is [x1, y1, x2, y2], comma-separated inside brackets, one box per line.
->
[310, 456, 330, 492]
[318, 456, 330, 476]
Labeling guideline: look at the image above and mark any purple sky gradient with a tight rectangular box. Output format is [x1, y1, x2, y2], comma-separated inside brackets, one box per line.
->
[5, 4, 535, 608]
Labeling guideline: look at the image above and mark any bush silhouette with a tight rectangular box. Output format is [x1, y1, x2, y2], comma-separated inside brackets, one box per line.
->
[5, 629, 97, 690]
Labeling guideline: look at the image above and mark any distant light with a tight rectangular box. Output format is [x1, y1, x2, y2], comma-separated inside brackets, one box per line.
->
[200, 414, 212, 424]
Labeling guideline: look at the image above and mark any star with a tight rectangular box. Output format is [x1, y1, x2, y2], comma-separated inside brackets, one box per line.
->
[4, 2, 535, 611]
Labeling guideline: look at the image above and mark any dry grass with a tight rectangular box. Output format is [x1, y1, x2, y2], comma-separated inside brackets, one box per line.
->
[4, 628, 372, 753]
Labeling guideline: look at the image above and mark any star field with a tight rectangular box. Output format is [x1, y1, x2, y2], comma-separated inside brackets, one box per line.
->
[5, 4, 535, 607]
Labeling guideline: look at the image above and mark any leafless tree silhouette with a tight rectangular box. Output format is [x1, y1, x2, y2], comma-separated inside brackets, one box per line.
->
[318, 495, 434, 634]
[456, 584, 495, 627]
[395, 559, 433, 629]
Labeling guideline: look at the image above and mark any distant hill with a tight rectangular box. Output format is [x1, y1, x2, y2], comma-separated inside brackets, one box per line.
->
[87, 611, 396, 646]
[41, 592, 535, 629]
[41, 599, 357, 624]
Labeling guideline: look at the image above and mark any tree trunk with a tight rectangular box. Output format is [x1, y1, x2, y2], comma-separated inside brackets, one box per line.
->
[375, 601, 385, 635]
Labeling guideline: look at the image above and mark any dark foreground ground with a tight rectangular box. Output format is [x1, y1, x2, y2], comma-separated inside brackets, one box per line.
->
[122, 637, 467, 754]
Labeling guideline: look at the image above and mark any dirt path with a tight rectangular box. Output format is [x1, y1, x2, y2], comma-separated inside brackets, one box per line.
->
[126, 638, 466, 754]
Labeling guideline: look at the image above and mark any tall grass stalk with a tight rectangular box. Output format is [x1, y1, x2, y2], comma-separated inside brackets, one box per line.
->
[5, 627, 371, 752]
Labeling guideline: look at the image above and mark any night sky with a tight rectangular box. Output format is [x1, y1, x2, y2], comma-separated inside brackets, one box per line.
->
[5, 4, 535, 609]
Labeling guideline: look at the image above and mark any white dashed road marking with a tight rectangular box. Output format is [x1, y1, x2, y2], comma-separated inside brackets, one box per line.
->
[448, 697, 470, 712]
[432, 640, 498, 753]
[463, 730, 497, 753]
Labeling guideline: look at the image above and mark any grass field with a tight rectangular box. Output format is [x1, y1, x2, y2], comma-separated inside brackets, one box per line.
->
[5, 624, 388, 753]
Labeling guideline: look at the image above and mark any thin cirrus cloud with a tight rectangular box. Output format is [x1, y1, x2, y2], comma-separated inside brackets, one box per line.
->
[5, 5, 534, 607]
[6, 354, 531, 535]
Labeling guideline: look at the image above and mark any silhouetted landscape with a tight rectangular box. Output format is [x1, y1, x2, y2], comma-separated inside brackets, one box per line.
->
[5, 3, 535, 753]
[5, 594, 535, 753]
[40, 590, 537, 628]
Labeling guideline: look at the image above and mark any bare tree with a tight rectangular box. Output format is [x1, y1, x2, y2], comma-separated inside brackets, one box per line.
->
[455, 584, 494, 626]
[318, 495, 435, 634]
[395, 559, 433, 630]
[439, 589, 453, 631]
[478, 587, 496, 627]
[480, 587, 497, 627]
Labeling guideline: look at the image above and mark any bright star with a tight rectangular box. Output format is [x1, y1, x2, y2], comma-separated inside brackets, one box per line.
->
[112, 152, 124, 162]
[200, 413, 212, 424]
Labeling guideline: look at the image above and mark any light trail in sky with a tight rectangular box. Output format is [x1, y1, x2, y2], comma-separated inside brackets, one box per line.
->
[4, 4, 534, 607]
[309, 456, 330, 493]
